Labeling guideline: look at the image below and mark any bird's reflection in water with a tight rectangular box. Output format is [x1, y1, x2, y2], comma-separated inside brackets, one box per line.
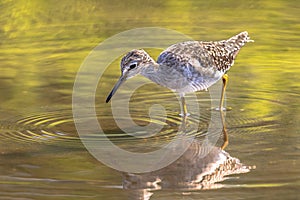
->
[122, 115, 253, 200]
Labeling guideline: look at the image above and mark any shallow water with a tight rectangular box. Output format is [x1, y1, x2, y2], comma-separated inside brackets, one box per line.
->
[0, 1, 299, 200]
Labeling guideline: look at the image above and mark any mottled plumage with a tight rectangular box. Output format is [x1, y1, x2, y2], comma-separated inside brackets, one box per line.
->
[106, 31, 253, 115]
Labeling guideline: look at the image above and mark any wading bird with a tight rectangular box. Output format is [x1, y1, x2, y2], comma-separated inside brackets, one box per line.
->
[106, 31, 253, 116]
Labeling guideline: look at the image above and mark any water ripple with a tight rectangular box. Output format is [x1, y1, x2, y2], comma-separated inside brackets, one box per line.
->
[0, 89, 285, 147]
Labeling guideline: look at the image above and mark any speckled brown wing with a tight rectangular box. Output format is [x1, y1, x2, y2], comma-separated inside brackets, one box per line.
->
[156, 31, 250, 92]
[157, 41, 224, 92]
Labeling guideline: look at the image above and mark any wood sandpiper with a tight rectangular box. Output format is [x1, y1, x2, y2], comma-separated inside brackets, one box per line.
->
[106, 31, 253, 116]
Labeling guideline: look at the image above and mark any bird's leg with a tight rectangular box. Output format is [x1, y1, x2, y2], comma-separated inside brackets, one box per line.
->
[179, 94, 189, 117]
[219, 74, 229, 149]
[180, 95, 188, 116]
[220, 74, 228, 111]
[220, 109, 228, 150]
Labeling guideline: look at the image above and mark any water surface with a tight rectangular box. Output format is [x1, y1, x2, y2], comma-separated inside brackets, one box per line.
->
[0, 1, 299, 199]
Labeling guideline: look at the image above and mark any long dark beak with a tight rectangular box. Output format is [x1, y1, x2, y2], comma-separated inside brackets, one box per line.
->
[106, 75, 126, 103]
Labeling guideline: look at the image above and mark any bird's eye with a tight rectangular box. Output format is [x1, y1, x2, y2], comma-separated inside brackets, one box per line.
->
[129, 63, 137, 70]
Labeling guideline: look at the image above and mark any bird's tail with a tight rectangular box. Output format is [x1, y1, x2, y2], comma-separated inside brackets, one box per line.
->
[228, 31, 253, 47]
[225, 31, 253, 59]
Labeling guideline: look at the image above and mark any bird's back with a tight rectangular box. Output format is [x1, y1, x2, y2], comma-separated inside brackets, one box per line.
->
[155, 31, 251, 93]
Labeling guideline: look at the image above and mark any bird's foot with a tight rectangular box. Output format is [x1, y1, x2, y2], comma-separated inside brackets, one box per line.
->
[179, 112, 190, 117]
[212, 106, 232, 112]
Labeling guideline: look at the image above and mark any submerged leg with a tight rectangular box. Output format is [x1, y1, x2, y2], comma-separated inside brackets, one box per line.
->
[220, 109, 228, 150]
[220, 74, 229, 110]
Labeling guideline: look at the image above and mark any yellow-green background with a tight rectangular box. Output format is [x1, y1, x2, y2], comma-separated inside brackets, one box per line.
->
[0, 0, 299, 199]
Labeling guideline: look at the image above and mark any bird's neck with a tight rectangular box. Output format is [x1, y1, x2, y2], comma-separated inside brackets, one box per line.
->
[140, 62, 162, 84]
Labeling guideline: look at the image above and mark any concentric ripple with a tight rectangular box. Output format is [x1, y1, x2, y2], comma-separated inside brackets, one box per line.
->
[0, 88, 287, 150]
[0, 110, 79, 147]
[225, 89, 288, 135]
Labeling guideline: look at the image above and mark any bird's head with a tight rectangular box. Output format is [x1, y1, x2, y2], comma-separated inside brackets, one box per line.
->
[106, 49, 154, 103]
